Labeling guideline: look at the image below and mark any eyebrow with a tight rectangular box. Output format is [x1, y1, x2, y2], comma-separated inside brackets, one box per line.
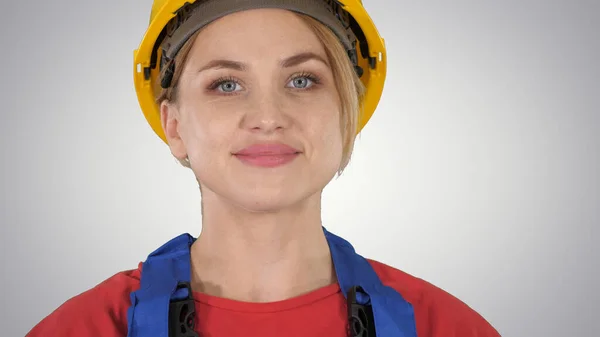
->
[197, 59, 246, 73]
[196, 52, 329, 74]
[280, 52, 329, 68]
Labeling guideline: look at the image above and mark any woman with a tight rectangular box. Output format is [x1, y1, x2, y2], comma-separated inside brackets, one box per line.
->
[27, 0, 501, 336]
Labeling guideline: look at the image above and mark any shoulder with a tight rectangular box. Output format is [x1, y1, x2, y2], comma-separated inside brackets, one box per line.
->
[26, 264, 142, 337]
[367, 259, 501, 337]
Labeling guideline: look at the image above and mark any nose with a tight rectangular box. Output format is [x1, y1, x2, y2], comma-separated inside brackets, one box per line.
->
[241, 90, 292, 134]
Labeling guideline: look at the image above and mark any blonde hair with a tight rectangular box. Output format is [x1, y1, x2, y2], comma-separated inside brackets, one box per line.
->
[157, 12, 365, 176]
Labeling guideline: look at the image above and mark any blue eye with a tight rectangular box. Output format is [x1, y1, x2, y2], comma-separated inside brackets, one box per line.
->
[290, 77, 311, 88]
[217, 80, 240, 93]
[287, 73, 320, 89]
[208, 76, 243, 94]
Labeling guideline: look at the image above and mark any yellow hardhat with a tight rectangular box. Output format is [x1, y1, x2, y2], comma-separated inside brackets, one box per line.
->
[133, 0, 386, 144]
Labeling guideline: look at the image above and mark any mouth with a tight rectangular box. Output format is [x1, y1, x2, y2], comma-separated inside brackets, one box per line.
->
[233, 143, 301, 168]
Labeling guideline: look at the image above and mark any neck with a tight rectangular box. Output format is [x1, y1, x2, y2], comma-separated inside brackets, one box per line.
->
[190, 189, 335, 303]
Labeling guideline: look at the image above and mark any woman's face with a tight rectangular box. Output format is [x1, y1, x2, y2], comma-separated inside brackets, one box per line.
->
[162, 8, 343, 212]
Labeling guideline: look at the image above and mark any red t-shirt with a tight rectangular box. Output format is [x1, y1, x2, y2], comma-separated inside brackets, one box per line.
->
[26, 259, 500, 336]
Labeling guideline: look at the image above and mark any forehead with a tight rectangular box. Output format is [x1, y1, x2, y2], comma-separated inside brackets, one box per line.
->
[188, 8, 326, 63]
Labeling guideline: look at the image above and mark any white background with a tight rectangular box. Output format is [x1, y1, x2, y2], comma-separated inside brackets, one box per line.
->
[1, 1, 598, 336]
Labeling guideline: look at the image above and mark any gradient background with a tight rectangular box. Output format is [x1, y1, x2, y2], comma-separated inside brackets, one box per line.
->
[1, 1, 599, 336]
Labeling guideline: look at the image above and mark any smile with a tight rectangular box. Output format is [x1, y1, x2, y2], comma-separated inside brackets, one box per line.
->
[233, 143, 301, 168]
[234, 153, 300, 168]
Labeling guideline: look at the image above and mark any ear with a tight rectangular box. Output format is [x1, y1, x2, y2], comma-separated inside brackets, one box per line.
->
[160, 100, 188, 161]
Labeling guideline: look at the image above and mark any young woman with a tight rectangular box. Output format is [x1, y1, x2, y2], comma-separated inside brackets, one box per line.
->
[27, 1, 501, 336]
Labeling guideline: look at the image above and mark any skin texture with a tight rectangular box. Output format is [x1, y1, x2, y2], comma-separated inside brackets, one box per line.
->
[160, 9, 344, 302]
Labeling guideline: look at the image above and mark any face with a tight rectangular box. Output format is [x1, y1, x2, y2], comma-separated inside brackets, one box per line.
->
[161, 9, 343, 212]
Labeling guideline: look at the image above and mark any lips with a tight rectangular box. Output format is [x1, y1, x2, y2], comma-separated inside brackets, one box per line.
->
[233, 143, 301, 168]
[235, 143, 300, 156]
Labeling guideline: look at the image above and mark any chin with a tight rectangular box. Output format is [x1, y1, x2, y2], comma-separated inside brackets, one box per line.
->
[195, 160, 337, 213]
[230, 185, 312, 213]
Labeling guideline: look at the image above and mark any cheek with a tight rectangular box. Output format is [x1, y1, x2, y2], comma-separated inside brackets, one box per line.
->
[179, 106, 230, 162]
[304, 103, 344, 161]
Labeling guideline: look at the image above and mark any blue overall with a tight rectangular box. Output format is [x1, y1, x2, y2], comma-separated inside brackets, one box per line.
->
[126, 227, 417, 337]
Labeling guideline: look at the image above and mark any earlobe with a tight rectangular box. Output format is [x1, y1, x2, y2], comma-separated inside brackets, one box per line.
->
[160, 100, 188, 160]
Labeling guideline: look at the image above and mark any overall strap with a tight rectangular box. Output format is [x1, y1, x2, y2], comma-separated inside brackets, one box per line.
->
[127, 230, 417, 337]
[324, 228, 418, 337]
[126, 233, 197, 337]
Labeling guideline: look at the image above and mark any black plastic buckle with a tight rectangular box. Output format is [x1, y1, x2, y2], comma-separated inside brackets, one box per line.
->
[168, 282, 199, 337]
[347, 286, 376, 337]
